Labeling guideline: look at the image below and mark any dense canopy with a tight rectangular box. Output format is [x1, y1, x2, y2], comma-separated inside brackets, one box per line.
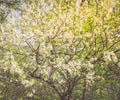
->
[0, 0, 120, 100]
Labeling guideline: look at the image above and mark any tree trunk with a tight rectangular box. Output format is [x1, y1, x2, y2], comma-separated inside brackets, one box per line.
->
[117, 90, 120, 100]
[81, 80, 88, 100]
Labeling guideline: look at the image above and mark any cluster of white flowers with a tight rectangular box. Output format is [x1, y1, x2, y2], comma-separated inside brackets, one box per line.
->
[90, 57, 97, 63]
[21, 79, 34, 88]
[27, 92, 33, 97]
[10, 62, 23, 75]
[27, 89, 36, 97]
[40, 0, 54, 14]
[76, 0, 81, 7]
[3, 52, 23, 75]
[9, 54, 23, 75]
[118, 62, 120, 68]
[104, 51, 118, 63]
[83, 61, 95, 84]
[95, 76, 104, 81]
[86, 72, 94, 83]
[63, 59, 82, 76]
[87, 61, 94, 69]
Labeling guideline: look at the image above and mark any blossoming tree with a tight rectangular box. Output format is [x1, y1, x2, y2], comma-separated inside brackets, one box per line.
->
[0, 0, 120, 100]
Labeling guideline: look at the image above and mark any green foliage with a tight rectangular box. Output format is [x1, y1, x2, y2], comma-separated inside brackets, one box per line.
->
[0, 0, 120, 100]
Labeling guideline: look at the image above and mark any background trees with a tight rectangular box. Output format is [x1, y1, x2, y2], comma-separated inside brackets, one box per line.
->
[0, 0, 120, 100]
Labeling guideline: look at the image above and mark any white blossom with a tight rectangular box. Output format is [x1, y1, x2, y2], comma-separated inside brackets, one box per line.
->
[21, 80, 34, 88]
[27, 92, 33, 97]
[104, 51, 118, 63]
[76, 0, 81, 7]
[118, 62, 120, 68]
